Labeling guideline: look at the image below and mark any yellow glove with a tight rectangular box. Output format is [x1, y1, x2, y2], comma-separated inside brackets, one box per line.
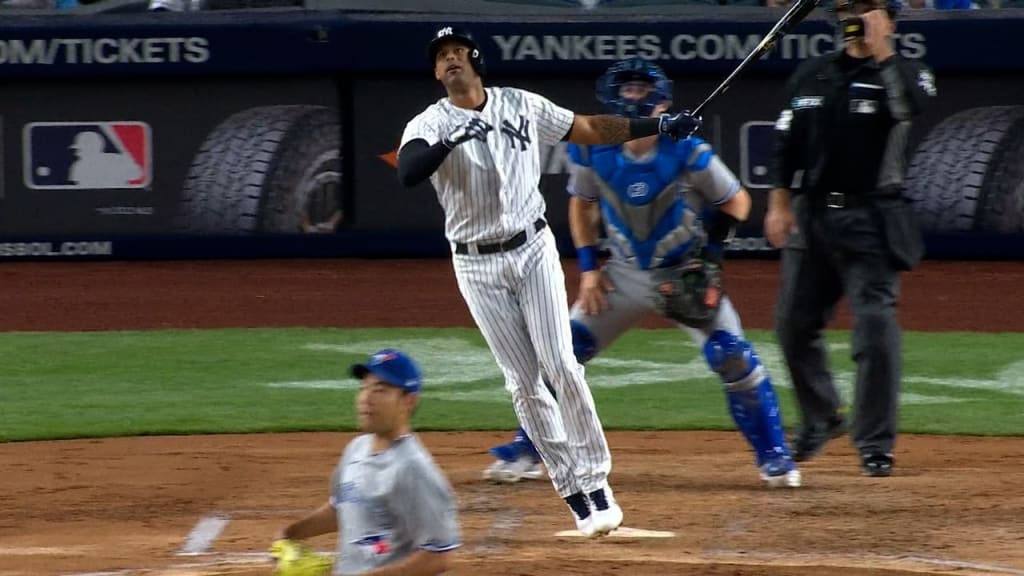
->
[269, 539, 332, 576]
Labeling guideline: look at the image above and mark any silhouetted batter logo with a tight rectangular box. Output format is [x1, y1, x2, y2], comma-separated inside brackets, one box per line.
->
[23, 122, 152, 190]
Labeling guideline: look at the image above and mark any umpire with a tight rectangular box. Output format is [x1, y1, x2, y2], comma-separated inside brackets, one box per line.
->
[764, 0, 935, 477]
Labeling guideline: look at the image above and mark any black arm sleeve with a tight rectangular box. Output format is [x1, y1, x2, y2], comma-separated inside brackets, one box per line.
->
[878, 56, 936, 121]
[707, 211, 739, 247]
[396, 139, 452, 188]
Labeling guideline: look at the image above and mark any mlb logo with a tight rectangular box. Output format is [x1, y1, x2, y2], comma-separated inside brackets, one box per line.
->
[23, 122, 152, 190]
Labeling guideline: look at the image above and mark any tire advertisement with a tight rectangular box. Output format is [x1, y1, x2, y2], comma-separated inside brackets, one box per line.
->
[0, 11, 1021, 259]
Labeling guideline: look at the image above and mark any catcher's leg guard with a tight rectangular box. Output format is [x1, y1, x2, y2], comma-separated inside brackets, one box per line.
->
[570, 319, 599, 364]
[493, 320, 598, 463]
[703, 330, 792, 468]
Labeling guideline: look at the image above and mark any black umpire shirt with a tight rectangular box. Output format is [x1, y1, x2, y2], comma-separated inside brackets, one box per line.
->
[770, 49, 936, 199]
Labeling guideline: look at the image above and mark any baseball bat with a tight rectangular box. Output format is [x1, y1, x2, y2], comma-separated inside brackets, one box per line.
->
[690, 0, 823, 117]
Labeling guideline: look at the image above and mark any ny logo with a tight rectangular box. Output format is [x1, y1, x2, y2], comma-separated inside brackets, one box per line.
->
[437, 27, 453, 38]
[501, 115, 531, 151]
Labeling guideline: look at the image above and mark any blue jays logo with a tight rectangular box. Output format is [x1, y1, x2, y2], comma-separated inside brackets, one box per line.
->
[24, 122, 152, 190]
[627, 181, 649, 198]
[371, 352, 397, 365]
[354, 533, 392, 559]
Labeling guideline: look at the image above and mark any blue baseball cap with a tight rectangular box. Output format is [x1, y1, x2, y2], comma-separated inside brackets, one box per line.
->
[350, 349, 422, 393]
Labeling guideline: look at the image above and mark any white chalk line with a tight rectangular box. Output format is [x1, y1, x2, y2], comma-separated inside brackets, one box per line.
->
[59, 548, 1024, 576]
[178, 514, 230, 556]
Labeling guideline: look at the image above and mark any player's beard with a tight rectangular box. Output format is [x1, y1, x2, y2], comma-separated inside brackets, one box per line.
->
[443, 68, 477, 95]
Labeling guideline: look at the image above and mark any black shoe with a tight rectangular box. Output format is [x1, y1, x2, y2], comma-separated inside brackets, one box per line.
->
[861, 451, 894, 477]
[791, 412, 848, 462]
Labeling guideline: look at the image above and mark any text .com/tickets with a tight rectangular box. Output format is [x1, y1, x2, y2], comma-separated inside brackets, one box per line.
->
[492, 33, 927, 62]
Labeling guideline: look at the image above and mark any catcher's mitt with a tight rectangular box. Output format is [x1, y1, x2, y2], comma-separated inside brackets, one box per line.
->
[654, 251, 723, 329]
[269, 539, 332, 576]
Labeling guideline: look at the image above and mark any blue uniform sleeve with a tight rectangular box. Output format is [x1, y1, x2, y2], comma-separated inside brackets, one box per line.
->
[678, 137, 741, 207]
[676, 137, 714, 171]
[567, 143, 591, 167]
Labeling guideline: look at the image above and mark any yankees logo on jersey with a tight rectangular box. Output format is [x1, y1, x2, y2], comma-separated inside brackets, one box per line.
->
[500, 115, 531, 151]
[400, 86, 572, 245]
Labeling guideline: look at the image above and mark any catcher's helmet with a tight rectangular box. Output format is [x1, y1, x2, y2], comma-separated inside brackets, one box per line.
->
[427, 26, 486, 77]
[595, 58, 673, 119]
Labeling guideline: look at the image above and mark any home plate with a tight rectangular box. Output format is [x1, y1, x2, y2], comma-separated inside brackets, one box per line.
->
[554, 526, 675, 538]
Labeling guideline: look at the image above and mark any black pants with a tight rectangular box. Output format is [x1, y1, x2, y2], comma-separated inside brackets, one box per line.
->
[775, 201, 902, 454]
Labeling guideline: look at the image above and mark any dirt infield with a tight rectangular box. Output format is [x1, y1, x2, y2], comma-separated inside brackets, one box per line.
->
[2, 259, 1023, 576]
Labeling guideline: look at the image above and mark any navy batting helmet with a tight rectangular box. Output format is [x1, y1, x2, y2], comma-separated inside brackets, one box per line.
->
[595, 58, 673, 119]
[427, 26, 486, 77]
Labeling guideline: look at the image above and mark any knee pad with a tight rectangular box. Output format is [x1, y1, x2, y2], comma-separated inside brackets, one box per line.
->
[570, 319, 598, 364]
[702, 329, 763, 389]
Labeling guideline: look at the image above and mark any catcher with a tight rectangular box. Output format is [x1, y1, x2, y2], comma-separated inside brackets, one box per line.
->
[271, 349, 461, 576]
[485, 58, 801, 489]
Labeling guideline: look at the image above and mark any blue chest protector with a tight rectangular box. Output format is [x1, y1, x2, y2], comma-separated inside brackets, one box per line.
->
[568, 136, 709, 270]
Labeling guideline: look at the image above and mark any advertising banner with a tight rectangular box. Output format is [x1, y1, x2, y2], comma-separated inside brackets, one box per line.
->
[0, 9, 1021, 259]
[0, 77, 343, 247]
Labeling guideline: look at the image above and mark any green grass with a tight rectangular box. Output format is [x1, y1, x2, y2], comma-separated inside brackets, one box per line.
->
[2, 328, 1023, 442]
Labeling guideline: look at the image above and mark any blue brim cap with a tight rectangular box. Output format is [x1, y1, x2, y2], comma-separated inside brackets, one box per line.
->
[351, 349, 422, 393]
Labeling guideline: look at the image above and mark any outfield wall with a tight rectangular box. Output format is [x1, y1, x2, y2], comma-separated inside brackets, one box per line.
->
[0, 8, 1021, 260]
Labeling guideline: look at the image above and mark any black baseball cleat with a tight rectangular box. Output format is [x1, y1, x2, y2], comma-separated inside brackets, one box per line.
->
[861, 451, 895, 477]
[791, 412, 848, 462]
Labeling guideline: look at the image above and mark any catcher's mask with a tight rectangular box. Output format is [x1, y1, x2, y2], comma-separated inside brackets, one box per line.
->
[428, 25, 486, 77]
[831, 0, 901, 40]
[595, 58, 673, 119]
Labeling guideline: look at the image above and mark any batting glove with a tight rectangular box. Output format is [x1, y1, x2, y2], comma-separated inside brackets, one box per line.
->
[658, 110, 702, 140]
[442, 118, 492, 149]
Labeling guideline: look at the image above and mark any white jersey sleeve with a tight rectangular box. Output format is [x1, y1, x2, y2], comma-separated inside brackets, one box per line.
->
[400, 105, 445, 149]
[521, 89, 575, 146]
[680, 138, 740, 206]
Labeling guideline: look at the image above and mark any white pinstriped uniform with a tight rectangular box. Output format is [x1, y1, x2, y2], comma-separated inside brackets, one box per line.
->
[400, 86, 612, 498]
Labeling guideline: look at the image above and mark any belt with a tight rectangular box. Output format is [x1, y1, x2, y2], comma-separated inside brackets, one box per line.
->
[455, 219, 546, 255]
[824, 191, 870, 210]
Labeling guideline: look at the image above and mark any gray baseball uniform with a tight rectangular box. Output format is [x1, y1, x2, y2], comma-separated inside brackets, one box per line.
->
[329, 434, 460, 576]
[400, 86, 613, 498]
[566, 136, 744, 347]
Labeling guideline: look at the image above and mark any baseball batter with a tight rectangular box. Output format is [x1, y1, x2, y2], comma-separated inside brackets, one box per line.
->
[485, 58, 801, 489]
[397, 25, 700, 536]
[271, 350, 460, 576]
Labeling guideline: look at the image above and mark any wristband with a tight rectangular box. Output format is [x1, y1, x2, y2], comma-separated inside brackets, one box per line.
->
[577, 245, 600, 272]
[628, 117, 661, 139]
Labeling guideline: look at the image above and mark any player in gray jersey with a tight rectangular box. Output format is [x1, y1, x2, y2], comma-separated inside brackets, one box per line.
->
[485, 58, 801, 490]
[397, 26, 700, 536]
[273, 350, 460, 576]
